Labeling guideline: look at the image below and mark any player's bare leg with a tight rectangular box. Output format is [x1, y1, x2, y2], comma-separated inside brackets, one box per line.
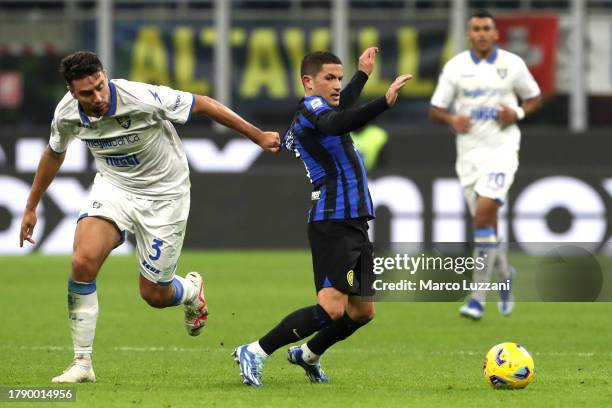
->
[346, 295, 375, 324]
[52, 216, 120, 383]
[139, 275, 176, 307]
[139, 272, 208, 336]
[460, 196, 500, 320]
[473, 196, 499, 230]
[317, 287, 348, 320]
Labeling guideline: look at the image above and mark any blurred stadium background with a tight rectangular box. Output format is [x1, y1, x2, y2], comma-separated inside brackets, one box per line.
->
[1, 0, 612, 253]
[2, 3, 612, 406]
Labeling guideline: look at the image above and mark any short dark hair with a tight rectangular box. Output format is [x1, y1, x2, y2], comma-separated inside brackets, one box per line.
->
[300, 51, 342, 77]
[59, 51, 104, 85]
[469, 9, 495, 23]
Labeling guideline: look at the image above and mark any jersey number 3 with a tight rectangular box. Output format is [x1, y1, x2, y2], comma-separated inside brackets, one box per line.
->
[149, 239, 164, 261]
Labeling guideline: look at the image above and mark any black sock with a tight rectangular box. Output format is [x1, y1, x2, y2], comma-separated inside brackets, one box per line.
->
[258, 304, 332, 355]
[307, 313, 367, 356]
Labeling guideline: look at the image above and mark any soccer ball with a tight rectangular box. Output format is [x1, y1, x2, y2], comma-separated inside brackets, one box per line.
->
[483, 342, 535, 389]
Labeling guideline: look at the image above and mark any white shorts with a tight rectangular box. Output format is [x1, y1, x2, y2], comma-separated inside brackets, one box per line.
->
[456, 153, 518, 216]
[78, 174, 190, 284]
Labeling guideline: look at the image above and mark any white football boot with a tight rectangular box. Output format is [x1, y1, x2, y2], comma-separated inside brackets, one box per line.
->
[459, 298, 484, 320]
[51, 357, 96, 383]
[184, 272, 208, 336]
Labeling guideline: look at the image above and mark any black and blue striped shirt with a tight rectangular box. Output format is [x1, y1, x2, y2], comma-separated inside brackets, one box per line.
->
[282, 70, 390, 223]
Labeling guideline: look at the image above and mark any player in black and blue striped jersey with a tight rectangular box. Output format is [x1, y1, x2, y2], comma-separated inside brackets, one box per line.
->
[234, 48, 412, 387]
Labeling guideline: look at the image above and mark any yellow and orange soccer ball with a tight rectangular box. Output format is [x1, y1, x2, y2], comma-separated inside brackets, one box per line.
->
[483, 342, 535, 389]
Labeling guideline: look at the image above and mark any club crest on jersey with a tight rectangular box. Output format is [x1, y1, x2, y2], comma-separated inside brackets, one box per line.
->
[497, 68, 508, 79]
[116, 116, 131, 129]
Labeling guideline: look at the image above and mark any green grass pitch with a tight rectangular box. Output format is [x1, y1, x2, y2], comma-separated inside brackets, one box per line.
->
[1, 251, 611, 407]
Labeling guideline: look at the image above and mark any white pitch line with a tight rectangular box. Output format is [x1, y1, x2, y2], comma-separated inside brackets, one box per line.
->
[114, 346, 206, 352]
[427, 350, 599, 357]
[5, 345, 210, 353]
[1, 345, 608, 357]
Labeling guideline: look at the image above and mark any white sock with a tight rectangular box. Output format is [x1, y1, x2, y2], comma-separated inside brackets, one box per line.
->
[74, 353, 92, 367]
[172, 275, 198, 304]
[300, 343, 320, 364]
[494, 240, 511, 281]
[246, 341, 269, 359]
[68, 280, 99, 359]
[471, 227, 498, 303]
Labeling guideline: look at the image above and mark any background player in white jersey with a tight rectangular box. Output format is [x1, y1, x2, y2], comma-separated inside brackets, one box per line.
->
[429, 10, 542, 320]
[18, 51, 280, 382]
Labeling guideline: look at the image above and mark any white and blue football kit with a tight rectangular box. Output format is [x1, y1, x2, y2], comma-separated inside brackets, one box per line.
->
[430, 47, 540, 214]
[49, 79, 195, 284]
[432, 47, 540, 315]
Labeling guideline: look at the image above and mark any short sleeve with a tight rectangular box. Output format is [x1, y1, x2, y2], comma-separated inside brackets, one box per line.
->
[430, 65, 456, 109]
[148, 85, 195, 124]
[513, 58, 541, 100]
[48, 117, 74, 154]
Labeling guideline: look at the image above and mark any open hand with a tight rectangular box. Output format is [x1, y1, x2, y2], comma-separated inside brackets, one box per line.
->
[385, 74, 413, 107]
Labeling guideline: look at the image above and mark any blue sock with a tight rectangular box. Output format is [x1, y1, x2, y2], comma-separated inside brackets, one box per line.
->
[170, 278, 184, 306]
[474, 227, 497, 254]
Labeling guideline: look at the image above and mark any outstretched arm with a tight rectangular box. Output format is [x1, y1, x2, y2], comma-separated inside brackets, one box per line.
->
[20, 146, 65, 247]
[316, 97, 389, 135]
[315, 74, 412, 135]
[191, 95, 280, 152]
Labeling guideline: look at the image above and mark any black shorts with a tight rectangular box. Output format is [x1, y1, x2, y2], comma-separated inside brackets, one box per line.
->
[308, 218, 375, 297]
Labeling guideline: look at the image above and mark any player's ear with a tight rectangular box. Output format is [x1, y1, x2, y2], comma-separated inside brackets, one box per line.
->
[302, 75, 313, 91]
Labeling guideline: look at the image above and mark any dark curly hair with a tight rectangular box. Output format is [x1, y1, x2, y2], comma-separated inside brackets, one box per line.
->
[59, 51, 104, 86]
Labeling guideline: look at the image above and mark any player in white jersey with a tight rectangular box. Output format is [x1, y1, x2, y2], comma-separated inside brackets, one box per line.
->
[18, 51, 280, 382]
[430, 11, 542, 320]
